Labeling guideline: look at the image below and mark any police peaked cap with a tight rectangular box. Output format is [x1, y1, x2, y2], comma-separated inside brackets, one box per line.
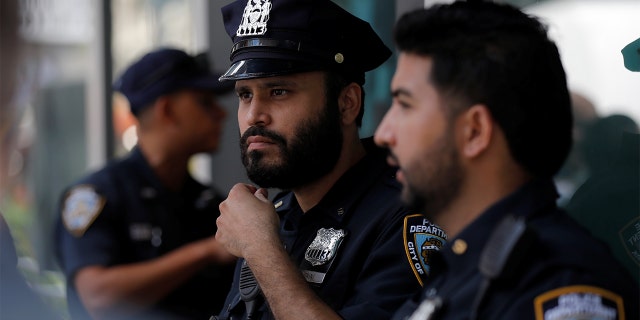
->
[219, 0, 392, 84]
[113, 48, 234, 116]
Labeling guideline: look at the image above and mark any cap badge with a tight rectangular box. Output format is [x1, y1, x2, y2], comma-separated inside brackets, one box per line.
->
[237, 0, 272, 37]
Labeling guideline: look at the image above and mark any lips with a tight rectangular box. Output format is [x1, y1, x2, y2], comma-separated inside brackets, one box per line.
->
[386, 154, 399, 167]
[247, 135, 274, 144]
[385, 154, 404, 183]
[246, 135, 276, 151]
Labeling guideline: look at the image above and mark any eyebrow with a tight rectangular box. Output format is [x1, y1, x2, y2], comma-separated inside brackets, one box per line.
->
[236, 78, 299, 92]
[391, 88, 412, 99]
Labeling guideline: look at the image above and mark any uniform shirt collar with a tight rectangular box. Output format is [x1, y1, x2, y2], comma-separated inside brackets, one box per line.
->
[438, 179, 559, 278]
[126, 147, 206, 199]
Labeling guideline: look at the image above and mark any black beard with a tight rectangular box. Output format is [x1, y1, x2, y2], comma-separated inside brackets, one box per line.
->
[239, 102, 343, 189]
[402, 128, 463, 218]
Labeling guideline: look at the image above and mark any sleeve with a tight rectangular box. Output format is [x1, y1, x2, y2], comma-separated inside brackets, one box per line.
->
[55, 181, 122, 281]
[487, 261, 639, 320]
[496, 283, 634, 320]
[338, 207, 440, 320]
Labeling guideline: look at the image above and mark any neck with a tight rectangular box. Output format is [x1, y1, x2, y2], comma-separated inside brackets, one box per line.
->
[293, 136, 365, 213]
[434, 161, 531, 239]
[137, 137, 190, 192]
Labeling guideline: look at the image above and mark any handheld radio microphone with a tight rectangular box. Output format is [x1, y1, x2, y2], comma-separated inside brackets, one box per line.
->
[239, 259, 262, 319]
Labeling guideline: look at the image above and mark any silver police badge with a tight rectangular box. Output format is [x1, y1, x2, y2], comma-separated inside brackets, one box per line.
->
[305, 228, 347, 266]
[237, 0, 272, 37]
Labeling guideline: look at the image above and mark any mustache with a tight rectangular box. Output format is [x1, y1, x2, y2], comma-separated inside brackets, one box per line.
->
[240, 126, 288, 149]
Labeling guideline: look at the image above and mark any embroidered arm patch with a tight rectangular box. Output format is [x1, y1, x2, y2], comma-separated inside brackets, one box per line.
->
[61, 185, 106, 237]
[534, 285, 625, 320]
[403, 214, 446, 286]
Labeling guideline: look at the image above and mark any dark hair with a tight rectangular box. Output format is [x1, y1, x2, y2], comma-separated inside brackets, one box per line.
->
[394, 1, 573, 178]
[324, 71, 366, 127]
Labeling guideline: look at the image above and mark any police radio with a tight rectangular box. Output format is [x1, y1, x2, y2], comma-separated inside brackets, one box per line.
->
[239, 259, 262, 319]
[470, 214, 536, 319]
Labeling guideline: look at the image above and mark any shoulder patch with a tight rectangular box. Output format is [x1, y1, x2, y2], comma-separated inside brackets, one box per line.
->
[619, 216, 640, 266]
[404, 214, 446, 286]
[534, 285, 625, 320]
[62, 185, 106, 237]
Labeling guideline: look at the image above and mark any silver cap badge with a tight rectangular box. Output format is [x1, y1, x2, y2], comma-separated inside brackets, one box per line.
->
[236, 0, 272, 37]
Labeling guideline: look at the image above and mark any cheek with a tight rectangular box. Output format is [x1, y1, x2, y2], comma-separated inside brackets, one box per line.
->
[400, 118, 439, 161]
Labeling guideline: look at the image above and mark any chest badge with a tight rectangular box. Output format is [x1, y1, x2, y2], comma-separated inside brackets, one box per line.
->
[305, 228, 347, 266]
[236, 0, 272, 37]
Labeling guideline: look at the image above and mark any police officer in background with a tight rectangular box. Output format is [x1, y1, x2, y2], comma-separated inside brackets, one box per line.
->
[373, 2, 639, 319]
[55, 48, 237, 319]
[213, 0, 445, 319]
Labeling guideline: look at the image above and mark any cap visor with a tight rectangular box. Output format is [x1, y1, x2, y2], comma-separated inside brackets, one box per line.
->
[219, 59, 323, 81]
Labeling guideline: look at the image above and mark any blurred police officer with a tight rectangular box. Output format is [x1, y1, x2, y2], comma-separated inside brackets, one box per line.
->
[55, 48, 237, 320]
[213, 0, 445, 319]
[373, 2, 640, 319]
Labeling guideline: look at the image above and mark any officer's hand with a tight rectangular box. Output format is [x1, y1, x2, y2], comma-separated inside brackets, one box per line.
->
[206, 236, 238, 264]
[216, 183, 280, 258]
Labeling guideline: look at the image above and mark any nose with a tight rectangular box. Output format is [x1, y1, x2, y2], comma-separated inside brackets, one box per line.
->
[374, 111, 395, 148]
[242, 99, 270, 127]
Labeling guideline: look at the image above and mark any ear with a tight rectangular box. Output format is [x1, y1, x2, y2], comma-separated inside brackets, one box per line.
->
[152, 95, 176, 125]
[459, 104, 493, 158]
[338, 83, 362, 125]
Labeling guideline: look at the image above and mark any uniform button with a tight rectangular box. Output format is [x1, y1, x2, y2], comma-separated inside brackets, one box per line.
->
[151, 227, 162, 247]
[452, 239, 467, 255]
[140, 187, 156, 199]
[337, 208, 344, 215]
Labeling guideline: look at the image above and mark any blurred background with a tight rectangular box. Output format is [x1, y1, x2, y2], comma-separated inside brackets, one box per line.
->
[1, 0, 638, 317]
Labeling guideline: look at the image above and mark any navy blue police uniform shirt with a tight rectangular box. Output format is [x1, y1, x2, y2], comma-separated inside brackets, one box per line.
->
[393, 179, 640, 320]
[216, 138, 446, 320]
[55, 147, 235, 320]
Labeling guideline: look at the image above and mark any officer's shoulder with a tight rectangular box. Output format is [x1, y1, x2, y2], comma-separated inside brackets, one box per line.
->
[60, 183, 106, 237]
[529, 283, 635, 320]
[59, 159, 129, 236]
[72, 155, 134, 189]
[524, 210, 638, 301]
[529, 209, 613, 263]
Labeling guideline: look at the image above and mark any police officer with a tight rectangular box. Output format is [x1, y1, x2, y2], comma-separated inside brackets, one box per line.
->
[213, 0, 445, 319]
[55, 48, 237, 320]
[373, 2, 640, 319]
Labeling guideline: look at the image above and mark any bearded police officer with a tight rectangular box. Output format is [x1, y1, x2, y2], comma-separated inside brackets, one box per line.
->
[213, 0, 445, 319]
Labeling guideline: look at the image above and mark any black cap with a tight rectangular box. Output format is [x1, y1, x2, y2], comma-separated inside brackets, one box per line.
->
[219, 0, 391, 84]
[113, 47, 235, 115]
